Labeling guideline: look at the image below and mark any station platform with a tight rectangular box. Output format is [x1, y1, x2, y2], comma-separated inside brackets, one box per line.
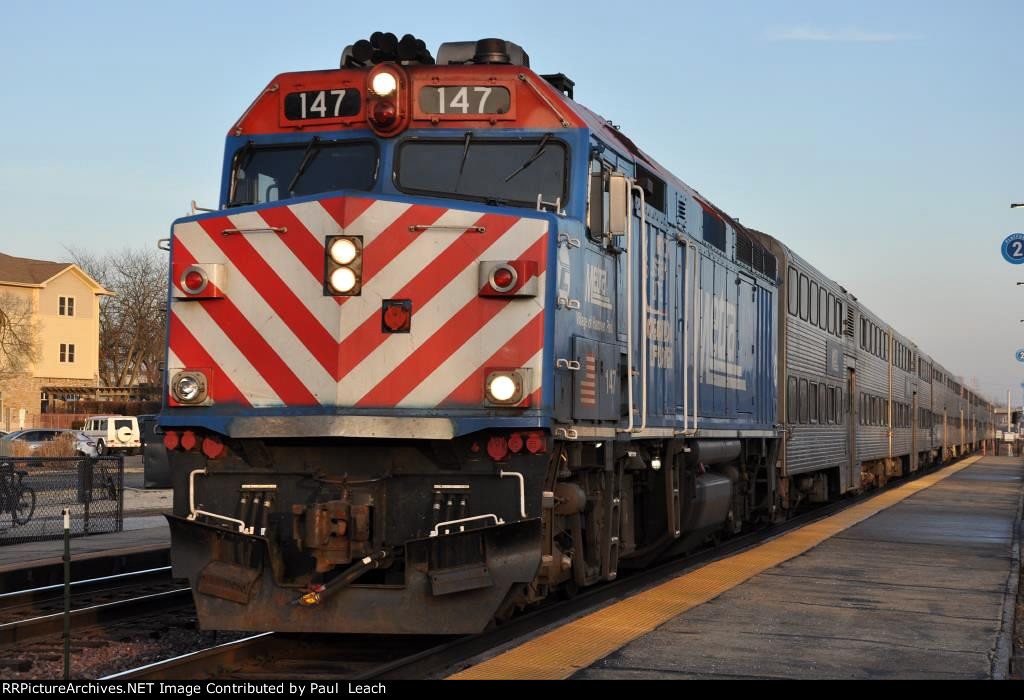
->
[451, 454, 1023, 680]
[0, 523, 169, 586]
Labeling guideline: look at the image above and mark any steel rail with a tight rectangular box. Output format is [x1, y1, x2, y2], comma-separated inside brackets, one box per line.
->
[0, 566, 172, 612]
[0, 587, 192, 646]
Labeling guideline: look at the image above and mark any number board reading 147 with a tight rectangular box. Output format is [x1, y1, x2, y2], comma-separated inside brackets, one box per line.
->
[284, 89, 361, 121]
[419, 86, 511, 115]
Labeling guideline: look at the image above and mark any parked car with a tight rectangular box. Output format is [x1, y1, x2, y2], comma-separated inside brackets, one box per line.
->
[0, 429, 99, 457]
[82, 415, 141, 455]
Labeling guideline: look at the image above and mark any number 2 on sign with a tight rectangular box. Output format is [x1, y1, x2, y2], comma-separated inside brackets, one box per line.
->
[298, 90, 348, 118]
[1013, 241, 1024, 259]
[437, 86, 493, 114]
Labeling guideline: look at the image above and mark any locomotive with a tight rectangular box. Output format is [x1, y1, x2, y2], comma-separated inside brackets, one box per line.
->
[161, 34, 996, 634]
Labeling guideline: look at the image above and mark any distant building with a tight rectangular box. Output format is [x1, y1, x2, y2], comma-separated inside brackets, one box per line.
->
[0, 252, 112, 431]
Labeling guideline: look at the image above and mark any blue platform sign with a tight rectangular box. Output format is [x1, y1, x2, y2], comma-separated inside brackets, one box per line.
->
[1017, 349, 1024, 363]
[1002, 233, 1024, 264]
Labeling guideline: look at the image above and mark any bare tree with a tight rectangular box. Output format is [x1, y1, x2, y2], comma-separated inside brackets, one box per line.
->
[0, 292, 39, 380]
[68, 247, 168, 388]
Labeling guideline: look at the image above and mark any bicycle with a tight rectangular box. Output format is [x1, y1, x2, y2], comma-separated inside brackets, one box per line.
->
[94, 459, 120, 502]
[0, 462, 36, 527]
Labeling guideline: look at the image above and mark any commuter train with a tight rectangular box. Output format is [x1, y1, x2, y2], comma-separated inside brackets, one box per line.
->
[160, 34, 996, 634]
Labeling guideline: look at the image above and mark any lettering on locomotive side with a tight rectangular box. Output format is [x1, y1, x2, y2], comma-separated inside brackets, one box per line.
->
[575, 311, 614, 334]
[585, 263, 613, 310]
[703, 289, 747, 389]
[646, 316, 674, 369]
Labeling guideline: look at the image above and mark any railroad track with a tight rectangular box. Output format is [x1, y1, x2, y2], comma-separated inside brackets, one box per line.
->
[108, 457, 969, 681]
[0, 567, 192, 646]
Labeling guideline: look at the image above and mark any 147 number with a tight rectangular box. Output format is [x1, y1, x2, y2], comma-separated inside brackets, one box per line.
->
[436, 86, 493, 114]
[297, 90, 348, 119]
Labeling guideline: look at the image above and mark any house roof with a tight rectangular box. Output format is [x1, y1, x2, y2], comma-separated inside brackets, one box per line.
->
[0, 252, 73, 285]
[0, 252, 111, 294]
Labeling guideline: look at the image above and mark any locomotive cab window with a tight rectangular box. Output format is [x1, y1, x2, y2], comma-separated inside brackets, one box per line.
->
[396, 137, 568, 209]
[228, 140, 378, 206]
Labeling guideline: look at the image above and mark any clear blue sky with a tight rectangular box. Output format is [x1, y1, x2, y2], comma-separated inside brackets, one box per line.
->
[1, 0, 1021, 402]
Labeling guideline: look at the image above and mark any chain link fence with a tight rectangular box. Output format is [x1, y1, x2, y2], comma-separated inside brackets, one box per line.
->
[0, 456, 124, 544]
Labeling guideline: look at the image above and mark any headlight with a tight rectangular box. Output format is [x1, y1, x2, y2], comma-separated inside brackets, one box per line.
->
[488, 375, 517, 402]
[485, 370, 528, 405]
[171, 371, 208, 404]
[329, 238, 358, 265]
[371, 71, 397, 96]
[324, 235, 362, 296]
[177, 376, 200, 401]
[329, 267, 357, 294]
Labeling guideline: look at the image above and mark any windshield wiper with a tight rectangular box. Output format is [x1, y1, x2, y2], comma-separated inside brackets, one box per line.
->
[454, 132, 473, 193]
[229, 140, 257, 206]
[287, 137, 323, 196]
[504, 134, 552, 183]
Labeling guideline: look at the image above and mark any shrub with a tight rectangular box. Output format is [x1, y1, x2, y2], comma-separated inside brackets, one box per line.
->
[4, 433, 79, 458]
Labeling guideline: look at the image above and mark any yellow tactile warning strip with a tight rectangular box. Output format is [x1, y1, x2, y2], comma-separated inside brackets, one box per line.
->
[448, 455, 983, 680]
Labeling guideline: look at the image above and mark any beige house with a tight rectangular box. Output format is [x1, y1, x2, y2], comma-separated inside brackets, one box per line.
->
[0, 252, 111, 431]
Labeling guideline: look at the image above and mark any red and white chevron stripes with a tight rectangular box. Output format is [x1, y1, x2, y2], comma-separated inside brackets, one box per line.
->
[168, 196, 547, 409]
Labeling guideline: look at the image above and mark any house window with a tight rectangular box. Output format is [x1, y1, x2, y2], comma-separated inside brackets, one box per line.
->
[59, 343, 76, 363]
[59, 296, 75, 317]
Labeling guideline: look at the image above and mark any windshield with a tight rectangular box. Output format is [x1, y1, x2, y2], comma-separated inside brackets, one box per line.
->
[229, 140, 378, 207]
[395, 138, 568, 208]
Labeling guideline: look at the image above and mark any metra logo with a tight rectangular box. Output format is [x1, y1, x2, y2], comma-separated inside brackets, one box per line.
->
[585, 263, 612, 310]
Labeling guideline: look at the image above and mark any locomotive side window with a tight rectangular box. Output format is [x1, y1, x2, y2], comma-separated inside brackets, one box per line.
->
[799, 379, 808, 423]
[587, 161, 606, 242]
[395, 138, 568, 209]
[809, 382, 818, 423]
[634, 163, 665, 212]
[229, 140, 378, 206]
